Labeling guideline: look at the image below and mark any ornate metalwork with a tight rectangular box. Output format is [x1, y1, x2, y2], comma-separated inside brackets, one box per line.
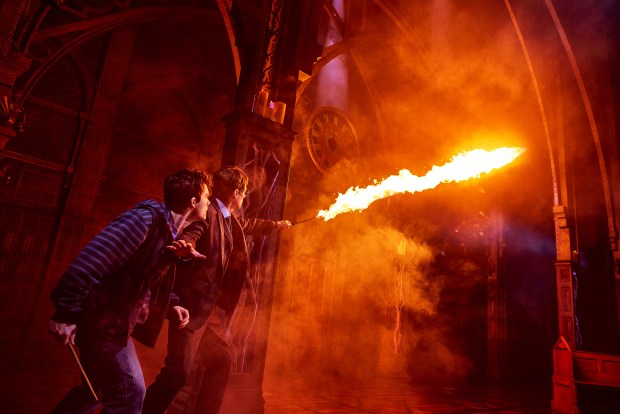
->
[0, 94, 25, 134]
[306, 106, 359, 173]
[260, 0, 283, 93]
[0, 0, 28, 60]
[57, 0, 130, 19]
[227, 142, 281, 373]
[242, 142, 280, 218]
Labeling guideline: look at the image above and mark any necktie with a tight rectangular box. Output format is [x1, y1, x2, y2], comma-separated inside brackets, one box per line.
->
[225, 216, 232, 234]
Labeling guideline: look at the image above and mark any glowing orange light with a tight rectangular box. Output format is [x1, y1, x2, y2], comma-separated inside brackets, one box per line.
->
[317, 147, 525, 221]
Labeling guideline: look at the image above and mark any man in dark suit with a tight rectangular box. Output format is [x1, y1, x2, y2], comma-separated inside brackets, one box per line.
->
[143, 166, 290, 414]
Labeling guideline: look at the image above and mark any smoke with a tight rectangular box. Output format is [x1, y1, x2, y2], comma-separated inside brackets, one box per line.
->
[268, 208, 438, 384]
[267, 0, 568, 394]
[267, 150, 496, 387]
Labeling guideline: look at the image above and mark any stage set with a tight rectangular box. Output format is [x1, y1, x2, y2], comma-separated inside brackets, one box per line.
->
[1, 1, 620, 413]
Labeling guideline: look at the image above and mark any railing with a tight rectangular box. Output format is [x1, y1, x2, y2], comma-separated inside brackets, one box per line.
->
[552, 336, 620, 413]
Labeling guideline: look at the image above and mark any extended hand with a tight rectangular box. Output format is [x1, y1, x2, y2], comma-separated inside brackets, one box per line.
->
[275, 220, 292, 230]
[171, 305, 190, 329]
[49, 320, 76, 345]
[166, 240, 206, 259]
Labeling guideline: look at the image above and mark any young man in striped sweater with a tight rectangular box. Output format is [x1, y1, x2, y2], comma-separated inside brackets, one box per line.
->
[48, 168, 211, 414]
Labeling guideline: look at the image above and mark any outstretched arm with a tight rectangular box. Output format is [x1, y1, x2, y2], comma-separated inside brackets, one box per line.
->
[166, 239, 206, 259]
[238, 217, 291, 236]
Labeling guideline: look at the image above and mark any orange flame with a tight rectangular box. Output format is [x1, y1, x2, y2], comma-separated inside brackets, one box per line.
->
[317, 147, 525, 221]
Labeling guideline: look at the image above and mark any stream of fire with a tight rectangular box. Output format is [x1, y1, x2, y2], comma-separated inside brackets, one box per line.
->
[317, 147, 525, 221]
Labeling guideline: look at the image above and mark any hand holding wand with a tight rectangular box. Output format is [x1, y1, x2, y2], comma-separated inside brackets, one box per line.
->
[67, 342, 99, 402]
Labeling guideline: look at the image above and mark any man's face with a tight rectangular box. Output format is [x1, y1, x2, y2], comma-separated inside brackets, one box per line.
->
[232, 186, 248, 211]
[188, 186, 210, 222]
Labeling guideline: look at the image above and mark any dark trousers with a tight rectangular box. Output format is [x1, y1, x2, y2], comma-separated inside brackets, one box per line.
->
[142, 325, 232, 414]
[194, 329, 232, 414]
[142, 324, 205, 414]
[50, 339, 145, 414]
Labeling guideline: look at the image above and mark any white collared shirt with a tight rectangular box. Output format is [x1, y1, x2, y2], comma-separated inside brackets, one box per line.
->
[216, 198, 231, 219]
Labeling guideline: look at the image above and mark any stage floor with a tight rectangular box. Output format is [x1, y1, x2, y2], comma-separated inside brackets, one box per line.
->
[263, 379, 551, 414]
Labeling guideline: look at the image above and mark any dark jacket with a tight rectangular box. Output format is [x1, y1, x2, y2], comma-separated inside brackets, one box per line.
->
[175, 199, 277, 331]
[51, 200, 178, 351]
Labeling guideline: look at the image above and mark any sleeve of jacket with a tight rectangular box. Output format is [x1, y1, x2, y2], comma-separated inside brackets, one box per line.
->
[49, 208, 153, 324]
[177, 219, 209, 246]
[171, 219, 209, 305]
[237, 217, 278, 236]
[169, 291, 180, 308]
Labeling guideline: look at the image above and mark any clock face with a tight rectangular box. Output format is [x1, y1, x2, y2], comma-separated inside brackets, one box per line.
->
[306, 106, 359, 173]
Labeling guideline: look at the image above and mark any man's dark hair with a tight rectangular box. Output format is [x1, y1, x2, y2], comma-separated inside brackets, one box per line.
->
[164, 168, 211, 212]
[212, 166, 249, 200]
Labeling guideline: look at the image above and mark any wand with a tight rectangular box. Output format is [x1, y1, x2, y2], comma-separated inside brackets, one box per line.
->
[292, 217, 318, 226]
[67, 342, 99, 402]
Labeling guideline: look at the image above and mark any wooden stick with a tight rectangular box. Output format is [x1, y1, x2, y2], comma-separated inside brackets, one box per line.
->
[293, 217, 318, 225]
[67, 342, 99, 402]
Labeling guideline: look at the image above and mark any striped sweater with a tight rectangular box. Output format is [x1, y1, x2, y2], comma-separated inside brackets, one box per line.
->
[51, 199, 178, 324]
